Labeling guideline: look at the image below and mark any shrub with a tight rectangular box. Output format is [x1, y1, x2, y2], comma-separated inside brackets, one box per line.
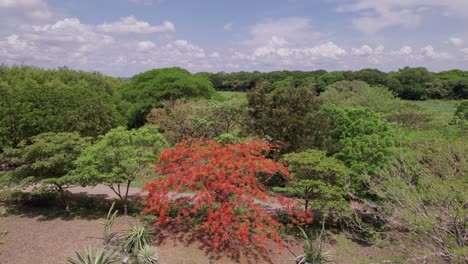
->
[66, 247, 120, 264]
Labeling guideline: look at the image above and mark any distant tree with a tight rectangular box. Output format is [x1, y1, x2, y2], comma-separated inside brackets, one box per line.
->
[388, 67, 433, 100]
[349, 68, 387, 86]
[247, 81, 322, 152]
[316, 71, 345, 92]
[147, 96, 247, 144]
[143, 139, 305, 250]
[73, 125, 168, 215]
[320, 80, 433, 128]
[426, 79, 451, 99]
[0, 66, 125, 150]
[119, 67, 221, 128]
[0, 132, 89, 209]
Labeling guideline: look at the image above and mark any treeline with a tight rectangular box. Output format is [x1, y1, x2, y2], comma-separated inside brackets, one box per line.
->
[202, 67, 468, 100]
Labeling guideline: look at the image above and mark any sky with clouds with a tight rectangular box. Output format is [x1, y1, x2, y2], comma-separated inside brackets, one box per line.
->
[1, 0, 468, 76]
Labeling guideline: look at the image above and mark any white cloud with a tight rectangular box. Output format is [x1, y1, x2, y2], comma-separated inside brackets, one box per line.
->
[96, 16, 175, 34]
[449, 37, 465, 48]
[247, 17, 324, 47]
[223, 22, 232, 31]
[420, 45, 450, 59]
[352, 45, 384, 56]
[459, 48, 468, 55]
[338, 0, 468, 34]
[137, 41, 156, 52]
[392, 45, 413, 55]
[0, 0, 51, 19]
[172, 39, 206, 58]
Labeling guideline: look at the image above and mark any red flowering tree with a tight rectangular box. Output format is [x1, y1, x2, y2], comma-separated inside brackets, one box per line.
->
[143, 139, 301, 250]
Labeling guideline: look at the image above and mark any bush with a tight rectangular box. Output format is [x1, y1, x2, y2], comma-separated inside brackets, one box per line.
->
[368, 136, 467, 263]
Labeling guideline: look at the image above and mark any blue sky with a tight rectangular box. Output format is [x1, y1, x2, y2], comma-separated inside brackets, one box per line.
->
[1, 0, 468, 76]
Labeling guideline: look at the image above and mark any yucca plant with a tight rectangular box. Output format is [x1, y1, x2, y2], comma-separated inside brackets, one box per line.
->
[137, 244, 159, 264]
[101, 202, 118, 246]
[296, 226, 332, 264]
[67, 247, 120, 264]
[121, 222, 154, 254]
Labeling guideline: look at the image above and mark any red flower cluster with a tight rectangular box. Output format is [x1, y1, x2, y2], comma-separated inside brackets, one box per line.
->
[143, 139, 297, 249]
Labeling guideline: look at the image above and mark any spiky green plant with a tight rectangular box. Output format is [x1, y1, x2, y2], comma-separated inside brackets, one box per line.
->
[137, 244, 159, 264]
[66, 247, 120, 264]
[121, 222, 154, 254]
[297, 226, 332, 264]
[101, 202, 118, 246]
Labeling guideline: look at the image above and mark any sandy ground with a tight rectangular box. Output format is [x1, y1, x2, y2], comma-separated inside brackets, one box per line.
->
[0, 185, 416, 264]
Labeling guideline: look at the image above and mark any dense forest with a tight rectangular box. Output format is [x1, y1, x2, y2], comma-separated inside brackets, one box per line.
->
[0, 65, 467, 263]
[203, 67, 468, 100]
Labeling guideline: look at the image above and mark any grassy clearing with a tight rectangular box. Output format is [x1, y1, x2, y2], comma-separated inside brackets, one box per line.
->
[218, 91, 246, 100]
[412, 99, 460, 120]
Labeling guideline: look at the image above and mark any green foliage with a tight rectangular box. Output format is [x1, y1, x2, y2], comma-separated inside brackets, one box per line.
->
[318, 105, 396, 194]
[137, 244, 159, 264]
[276, 149, 350, 215]
[320, 80, 432, 129]
[119, 67, 221, 128]
[369, 136, 467, 263]
[72, 125, 168, 214]
[102, 202, 118, 246]
[147, 97, 248, 144]
[450, 100, 468, 128]
[296, 226, 332, 264]
[121, 222, 154, 255]
[0, 66, 125, 150]
[67, 247, 120, 264]
[247, 81, 322, 152]
[0, 132, 89, 189]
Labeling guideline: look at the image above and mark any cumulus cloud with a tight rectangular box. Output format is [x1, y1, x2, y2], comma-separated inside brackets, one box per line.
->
[96, 16, 175, 34]
[449, 37, 465, 48]
[420, 45, 450, 59]
[392, 45, 413, 55]
[137, 41, 156, 52]
[352, 45, 384, 56]
[338, 0, 468, 34]
[0, 0, 52, 19]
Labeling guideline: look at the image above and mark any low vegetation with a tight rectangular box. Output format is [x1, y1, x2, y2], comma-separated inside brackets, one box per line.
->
[1, 65, 466, 263]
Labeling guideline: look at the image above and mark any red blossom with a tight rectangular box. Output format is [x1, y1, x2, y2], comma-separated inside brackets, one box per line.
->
[143, 138, 296, 249]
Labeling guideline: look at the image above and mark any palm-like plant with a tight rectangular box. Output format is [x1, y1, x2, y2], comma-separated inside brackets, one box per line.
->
[137, 244, 159, 264]
[296, 226, 332, 264]
[66, 247, 120, 264]
[121, 222, 154, 254]
[101, 202, 118, 246]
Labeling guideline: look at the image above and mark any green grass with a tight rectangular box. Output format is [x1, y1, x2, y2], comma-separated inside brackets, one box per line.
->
[218, 91, 246, 100]
[412, 100, 460, 122]
[405, 100, 465, 138]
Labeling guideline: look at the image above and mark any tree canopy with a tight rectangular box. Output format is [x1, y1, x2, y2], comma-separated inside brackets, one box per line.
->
[72, 125, 168, 214]
[118, 67, 221, 128]
[0, 66, 125, 150]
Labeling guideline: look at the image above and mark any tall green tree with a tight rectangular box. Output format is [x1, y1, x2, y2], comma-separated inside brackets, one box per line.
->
[318, 105, 396, 194]
[247, 81, 322, 152]
[275, 149, 351, 216]
[0, 132, 89, 208]
[119, 67, 221, 128]
[0, 66, 125, 150]
[73, 125, 168, 215]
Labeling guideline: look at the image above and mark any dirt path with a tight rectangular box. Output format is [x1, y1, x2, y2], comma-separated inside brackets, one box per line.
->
[0, 185, 409, 264]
